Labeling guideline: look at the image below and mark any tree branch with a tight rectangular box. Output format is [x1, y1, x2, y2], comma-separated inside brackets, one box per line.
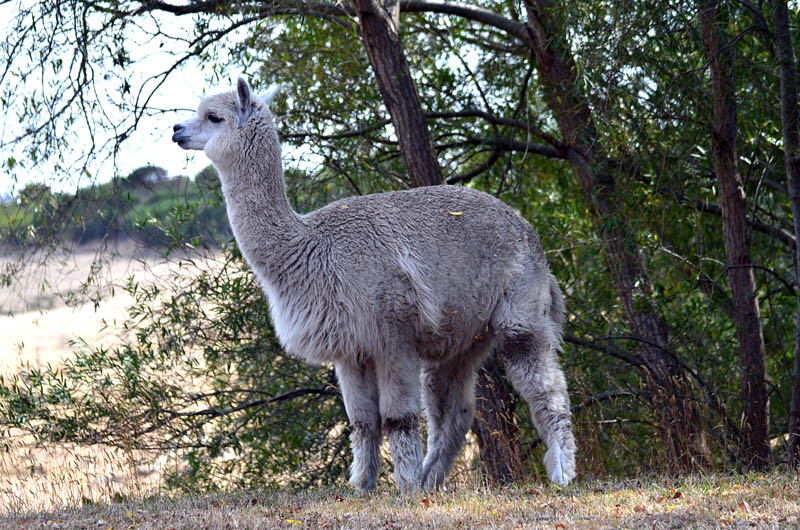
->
[572, 389, 648, 413]
[134, 0, 531, 45]
[401, 0, 528, 41]
[446, 148, 503, 184]
[693, 198, 796, 250]
[563, 333, 644, 368]
[427, 109, 566, 150]
[437, 137, 565, 159]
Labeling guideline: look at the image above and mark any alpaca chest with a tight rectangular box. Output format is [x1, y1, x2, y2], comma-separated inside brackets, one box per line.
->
[263, 280, 368, 364]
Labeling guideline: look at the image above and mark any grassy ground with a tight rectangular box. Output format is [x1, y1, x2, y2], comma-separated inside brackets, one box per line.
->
[2, 472, 798, 529]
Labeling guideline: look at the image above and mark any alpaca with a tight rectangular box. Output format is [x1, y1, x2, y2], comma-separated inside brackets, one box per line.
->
[172, 78, 576, 491]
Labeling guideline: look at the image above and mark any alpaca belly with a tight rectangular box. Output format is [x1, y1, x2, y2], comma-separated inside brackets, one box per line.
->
[413, 317, 494, 363]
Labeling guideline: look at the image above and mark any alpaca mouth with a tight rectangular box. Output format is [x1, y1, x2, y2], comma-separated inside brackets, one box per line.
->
[172, 133, 190, 148]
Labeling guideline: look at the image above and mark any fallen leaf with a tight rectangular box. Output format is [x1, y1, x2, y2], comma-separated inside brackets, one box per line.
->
[555, 523, 566, 529]
[671, 490, 682, 500]
[340, 205, 349, 209]
[448, 211, 463, 216]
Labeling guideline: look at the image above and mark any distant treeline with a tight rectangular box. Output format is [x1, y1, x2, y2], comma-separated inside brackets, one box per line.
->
[0, 165, 232, 247]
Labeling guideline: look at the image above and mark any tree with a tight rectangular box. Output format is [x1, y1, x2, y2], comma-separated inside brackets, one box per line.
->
[519, 0, 712, 470]
[770, 0, 800, 468]
[0, 244, 348, 490]
[699, 0, 770, 469]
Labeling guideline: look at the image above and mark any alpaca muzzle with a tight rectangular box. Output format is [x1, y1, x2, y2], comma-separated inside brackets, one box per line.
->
[171, 124, 189, 147]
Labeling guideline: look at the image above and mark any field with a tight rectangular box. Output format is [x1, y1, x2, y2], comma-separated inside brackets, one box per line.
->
[0, 240, 186, 513]
[2, 473, 799, 529]
[0, 240, 164, 373]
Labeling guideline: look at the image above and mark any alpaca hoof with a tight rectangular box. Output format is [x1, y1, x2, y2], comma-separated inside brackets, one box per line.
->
[349, 473, 377, 492]
[394, 472, 421, 493]
[544, 443, 575, 486]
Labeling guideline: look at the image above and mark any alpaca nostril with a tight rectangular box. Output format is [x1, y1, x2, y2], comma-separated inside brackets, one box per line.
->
[173, 124, 183, 132]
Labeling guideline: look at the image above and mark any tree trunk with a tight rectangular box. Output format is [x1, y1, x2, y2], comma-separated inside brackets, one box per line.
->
[770, 0, 800, 468]
[698, 0, 770, 470]
[352, 0, 522, 483]
[472, 356, 526, 484]
[521, 0, 711, 470]
[352, 0, 443, 187]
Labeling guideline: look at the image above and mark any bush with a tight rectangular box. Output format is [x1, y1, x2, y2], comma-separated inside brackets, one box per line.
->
[0, 244, 349, 491]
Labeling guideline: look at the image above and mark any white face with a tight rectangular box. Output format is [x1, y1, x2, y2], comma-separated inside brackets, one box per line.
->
[171, 79, 279, 166]
[171, 94, 235, 151]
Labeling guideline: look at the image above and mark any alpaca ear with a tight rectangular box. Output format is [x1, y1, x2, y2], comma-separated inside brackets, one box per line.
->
[236, 77, 254, 126]
[259, 84, 280, 107]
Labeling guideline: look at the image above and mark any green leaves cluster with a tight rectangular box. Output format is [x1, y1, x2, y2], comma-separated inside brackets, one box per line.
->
[0, 165, 230, 247]
[1, 243, 349, 491]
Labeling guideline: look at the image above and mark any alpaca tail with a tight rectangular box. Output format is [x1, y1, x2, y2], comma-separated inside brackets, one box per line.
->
[547, 272, 565, 346]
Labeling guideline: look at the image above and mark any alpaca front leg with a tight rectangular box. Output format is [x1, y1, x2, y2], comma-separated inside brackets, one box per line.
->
[335, 360, 381, 491]
[377, 355, 423, 491]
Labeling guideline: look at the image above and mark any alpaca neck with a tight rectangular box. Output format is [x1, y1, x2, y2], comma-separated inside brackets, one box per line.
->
[220, 150, 306, 280]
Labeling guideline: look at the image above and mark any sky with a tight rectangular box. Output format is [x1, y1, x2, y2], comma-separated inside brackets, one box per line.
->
[0, 1, 240, 197]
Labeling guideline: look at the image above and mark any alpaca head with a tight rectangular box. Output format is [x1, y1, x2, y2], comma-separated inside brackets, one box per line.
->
[172, 78, 280, 170]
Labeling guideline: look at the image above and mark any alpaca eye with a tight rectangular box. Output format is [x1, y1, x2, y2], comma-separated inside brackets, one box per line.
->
[207, 114, 223, 124]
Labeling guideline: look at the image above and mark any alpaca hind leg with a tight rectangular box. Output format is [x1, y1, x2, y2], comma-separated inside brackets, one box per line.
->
[420, 343, 489, 489]
[376, 354, 423, 491]
[335, 360, 381, 491]
[498, 331, 576, 486]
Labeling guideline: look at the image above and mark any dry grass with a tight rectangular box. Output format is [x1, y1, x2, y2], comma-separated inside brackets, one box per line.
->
[0, 240, 200, 515]
[0, 472, 797, 529]
[0, 240, 174, 376]
[0, 441, 167, 515]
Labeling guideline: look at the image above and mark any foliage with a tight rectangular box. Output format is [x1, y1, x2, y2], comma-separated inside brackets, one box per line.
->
[0, 165, 231, 247]
[2, 0, 800, 493]
[0, 244, 349, 491]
